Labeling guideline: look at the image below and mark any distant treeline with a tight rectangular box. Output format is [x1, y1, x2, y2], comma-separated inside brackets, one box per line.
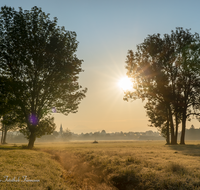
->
[3, 126, 200, 143]
[70, 130, 165, 141]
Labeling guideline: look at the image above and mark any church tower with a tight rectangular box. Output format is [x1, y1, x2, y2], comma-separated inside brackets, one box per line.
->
[60, 124, 63, 135]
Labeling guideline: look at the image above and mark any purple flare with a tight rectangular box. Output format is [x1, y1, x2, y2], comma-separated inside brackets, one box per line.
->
[29, 114, 38, 126]
[52, 107, 56, 113]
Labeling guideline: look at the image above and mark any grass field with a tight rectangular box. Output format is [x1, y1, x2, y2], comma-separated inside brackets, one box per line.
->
[0, 144, 69, 190]
[1, 140, 200, 190]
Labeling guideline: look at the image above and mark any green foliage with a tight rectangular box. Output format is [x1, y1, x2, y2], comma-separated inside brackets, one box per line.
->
[0, 76, 22, 141]
[20, 116, 56, 139]
[125, 27, 200, 144]
[0, 6, 87, 148]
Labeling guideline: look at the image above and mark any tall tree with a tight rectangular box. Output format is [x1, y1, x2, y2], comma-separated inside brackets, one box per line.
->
[0, 6, 87, 148]
[0, 111, 20, 144]
[0, 76, 20, 144]
[124, 28, 200, 145]
[145, 100, 170, 144]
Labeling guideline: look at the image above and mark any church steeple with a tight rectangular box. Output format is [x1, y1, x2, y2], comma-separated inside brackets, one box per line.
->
[60, 124, 63, 135]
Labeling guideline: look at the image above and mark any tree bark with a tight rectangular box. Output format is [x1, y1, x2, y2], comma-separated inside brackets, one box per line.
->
[180, 113, 186, 145]
[1, 123, 4, 144]
[1, 129, 3, 144]
[166, 110, 170, 144]
[175, 112, 179, 144]
[169, 107, 176, 144]
[28, 132, 36, 149]
[2, 125, 7, 144]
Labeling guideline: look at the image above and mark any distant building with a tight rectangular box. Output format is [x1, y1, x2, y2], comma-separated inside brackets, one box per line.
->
[101, 130, 106, 136]
[60, 124, 63, 135]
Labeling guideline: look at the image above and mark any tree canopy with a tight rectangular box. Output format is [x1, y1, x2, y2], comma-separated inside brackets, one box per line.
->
[124, 28, 200, 144]
[0, 6, 87, 148]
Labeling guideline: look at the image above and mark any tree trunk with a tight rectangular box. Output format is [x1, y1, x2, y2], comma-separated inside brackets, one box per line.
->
[180, 114, 186, 145]
[166, 112, 170, 145]
[28, 132, 36, 149]
[1, 123, 4, 144]
[175, 113, 179, 144]
[1, 129, 4, 144]
[2, 125, 7, 144]
[170, 122, 176, 144]
[169, 107, 176, 144]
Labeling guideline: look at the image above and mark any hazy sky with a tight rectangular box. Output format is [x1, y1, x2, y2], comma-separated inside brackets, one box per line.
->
[2, 0, 200, 133]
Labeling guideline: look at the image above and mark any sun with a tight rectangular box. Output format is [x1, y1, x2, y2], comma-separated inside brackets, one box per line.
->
[118, 76, 132, 91]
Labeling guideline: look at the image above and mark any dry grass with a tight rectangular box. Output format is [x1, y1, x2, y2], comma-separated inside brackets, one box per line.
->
[0, 143, 70, 190]
[2, 141, 200, 189]
[37, 140, 200, 189]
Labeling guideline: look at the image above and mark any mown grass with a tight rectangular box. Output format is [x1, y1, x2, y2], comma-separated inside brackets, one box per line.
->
[0, 143, 70, 190]
[2, 141, 200, 189]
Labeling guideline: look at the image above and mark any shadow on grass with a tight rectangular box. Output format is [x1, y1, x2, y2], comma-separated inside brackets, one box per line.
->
[110, 168, 140, 190]
[0, 144, 29, 150]
[168, 144, 200, 157]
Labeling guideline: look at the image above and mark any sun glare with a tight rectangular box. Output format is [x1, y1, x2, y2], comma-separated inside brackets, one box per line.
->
[118, 76, 132, 91]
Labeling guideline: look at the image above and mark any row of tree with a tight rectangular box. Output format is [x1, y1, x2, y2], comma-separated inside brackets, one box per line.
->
[5, 126, 200, 143]
[124, 28, 200, 144]
[2, 129, 164, 143]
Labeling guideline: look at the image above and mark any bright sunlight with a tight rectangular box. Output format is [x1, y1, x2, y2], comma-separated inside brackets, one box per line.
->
[118, 76, 132, 91]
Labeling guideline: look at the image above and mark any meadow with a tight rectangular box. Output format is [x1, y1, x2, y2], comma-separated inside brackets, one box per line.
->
[1, 140, 200, 189]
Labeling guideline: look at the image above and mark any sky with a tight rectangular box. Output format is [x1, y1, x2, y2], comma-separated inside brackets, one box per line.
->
[1, 0, 200, 134]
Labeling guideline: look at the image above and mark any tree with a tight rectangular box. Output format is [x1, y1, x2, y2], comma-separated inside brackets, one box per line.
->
[124, 28, 200, 145]
[145, 100, 170, 144]
[0, 111, 20, 144]
[53, 131, 59, 137]
[0, 76, 21, 144]
[0, 6, 87, 148]
[62, 128, 72, 141]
